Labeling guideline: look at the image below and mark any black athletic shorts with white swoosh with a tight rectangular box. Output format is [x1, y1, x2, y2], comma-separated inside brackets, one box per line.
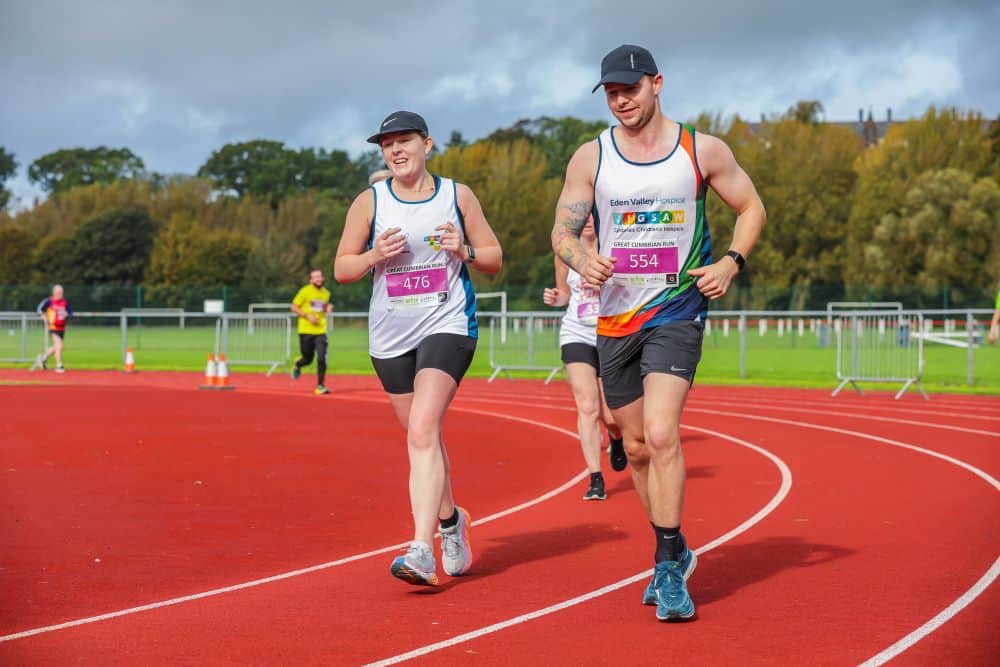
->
[597, 320, 704, 409]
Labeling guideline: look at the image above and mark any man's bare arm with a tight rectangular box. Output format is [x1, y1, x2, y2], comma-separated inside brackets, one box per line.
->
[698, 133, 766, 260]
[552, 142, 616, 285]
[552, 199, 591, 273]
[687, 133, 766, 299]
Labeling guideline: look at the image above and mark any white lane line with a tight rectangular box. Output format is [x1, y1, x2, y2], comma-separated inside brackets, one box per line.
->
[363, 425, 793, 666]
[689, 400, 999, 437]
[688, 408, 1000, 490]
[688, 397, 1000, 422]
[372, 399, 999, 666]
[0, 404, 585, 644]
[455, 393, 999, 439]
[683, 407, 1000, 666]
[457, 386, 1000, 416]
[859, 555, 1000, 666]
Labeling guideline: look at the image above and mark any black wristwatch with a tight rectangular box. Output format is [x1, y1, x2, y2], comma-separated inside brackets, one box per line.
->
[725, 249, 745, 271]
[464, 244, 476, 264]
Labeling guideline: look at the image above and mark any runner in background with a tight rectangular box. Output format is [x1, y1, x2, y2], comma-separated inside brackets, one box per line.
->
[987, 287, 999, 344]
[544, 217, 625, 501]
[291, 269, 334, 395]
[335, 111, 502, 587]
[35, 284, 73, 372]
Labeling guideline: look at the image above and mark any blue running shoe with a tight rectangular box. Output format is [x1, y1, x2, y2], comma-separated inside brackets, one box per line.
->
[653, 559, 696, 620]
[390, 541, 439, 586]
[643, 541, 697, 605]
[291, 364, 301, 380]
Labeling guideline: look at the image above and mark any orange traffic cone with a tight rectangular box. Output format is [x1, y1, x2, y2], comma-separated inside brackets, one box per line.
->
[199, 353, 217, 389]
[215, 353, 231, 387]
[124, 347, 136, 373]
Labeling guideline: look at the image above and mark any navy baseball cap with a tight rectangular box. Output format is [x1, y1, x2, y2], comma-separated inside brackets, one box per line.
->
[592, 44, 659, 93]
[366, 111, 429, 144]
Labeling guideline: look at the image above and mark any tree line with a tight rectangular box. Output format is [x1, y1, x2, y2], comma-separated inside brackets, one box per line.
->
[1, 105, 998, 309]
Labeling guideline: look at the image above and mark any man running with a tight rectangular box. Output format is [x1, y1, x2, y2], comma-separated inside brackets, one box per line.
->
[35, 284, 73, 372]
[291, 269, 334, 395]
[552, 44, 766, 621]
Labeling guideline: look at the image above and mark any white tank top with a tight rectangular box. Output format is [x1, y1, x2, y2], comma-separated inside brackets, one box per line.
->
[560, 268, 600, 347]
[367, 176, 478, 358]
[593, 124, 711, 337]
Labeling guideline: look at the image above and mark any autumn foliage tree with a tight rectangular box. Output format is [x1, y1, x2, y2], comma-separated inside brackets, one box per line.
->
[846, 108, 994, 286]
[28, 147, 146, 194]
[429, 139, 562, 288]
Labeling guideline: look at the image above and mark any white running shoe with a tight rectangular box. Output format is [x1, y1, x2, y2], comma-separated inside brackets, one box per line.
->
[440, 507, 473, 576]
[390, 541, 439, 586]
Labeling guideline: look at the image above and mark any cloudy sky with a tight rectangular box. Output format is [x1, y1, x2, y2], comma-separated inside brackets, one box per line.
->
[2, 0, 998, 207]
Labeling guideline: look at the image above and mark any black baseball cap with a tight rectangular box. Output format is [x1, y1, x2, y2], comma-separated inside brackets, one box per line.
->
[366, 111, 429, 144]
[592, 44, 659, 93]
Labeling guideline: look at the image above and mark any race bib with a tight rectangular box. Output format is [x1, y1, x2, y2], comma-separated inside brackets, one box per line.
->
[385, 262, 449, 309]
[576, 284, 600, 325]
[610, 241, 678, 288]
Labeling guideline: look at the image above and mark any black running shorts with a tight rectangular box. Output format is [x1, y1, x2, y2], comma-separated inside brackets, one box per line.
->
[597, 320, 704, 409]
[560, 342, 600, 374]
[371, 333, 477, 395]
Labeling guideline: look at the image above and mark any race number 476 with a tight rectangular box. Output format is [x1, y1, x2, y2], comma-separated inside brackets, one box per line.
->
[403, 275, 431, 290]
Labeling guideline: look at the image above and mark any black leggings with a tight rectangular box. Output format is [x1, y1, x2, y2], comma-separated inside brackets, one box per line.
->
[296, 334, 328, 385]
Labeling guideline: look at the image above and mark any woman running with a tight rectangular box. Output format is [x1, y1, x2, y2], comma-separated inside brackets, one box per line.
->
[335, 111, 502, 586]
[544, 218, 625, 500]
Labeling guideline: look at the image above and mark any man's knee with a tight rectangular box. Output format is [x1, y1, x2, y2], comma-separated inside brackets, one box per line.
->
[645, 420, 681, 456]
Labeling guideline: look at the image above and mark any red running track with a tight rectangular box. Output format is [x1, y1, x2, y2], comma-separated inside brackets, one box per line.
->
[0, 370, 997, 665]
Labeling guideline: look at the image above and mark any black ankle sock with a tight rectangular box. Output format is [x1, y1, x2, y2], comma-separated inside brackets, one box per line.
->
[652, 523, 681, 563]
[590, 472, 604, 484]
[440, 508, 459, 529]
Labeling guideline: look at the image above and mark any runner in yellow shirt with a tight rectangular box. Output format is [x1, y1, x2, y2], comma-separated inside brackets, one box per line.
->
[291, 269, 334, 394]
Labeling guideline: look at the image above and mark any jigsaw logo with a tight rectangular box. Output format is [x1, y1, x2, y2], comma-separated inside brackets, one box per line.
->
[612, 210, 685, 226]
[423, 235, 443, 250]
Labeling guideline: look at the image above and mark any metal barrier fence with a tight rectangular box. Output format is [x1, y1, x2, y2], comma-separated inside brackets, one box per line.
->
[221, 313, 293, 375]
[485, 312, 562, 383]
[0, 312, 46, 362]
[831, 310, 927, 400]
[1, 311, 291, 372]
[1, 308, 993, 389]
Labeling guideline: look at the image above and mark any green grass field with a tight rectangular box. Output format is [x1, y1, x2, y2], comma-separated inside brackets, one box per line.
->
[2, 318, 997, 393]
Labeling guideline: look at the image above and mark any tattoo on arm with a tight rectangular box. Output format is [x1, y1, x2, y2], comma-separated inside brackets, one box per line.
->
[552, 200, 591, 272]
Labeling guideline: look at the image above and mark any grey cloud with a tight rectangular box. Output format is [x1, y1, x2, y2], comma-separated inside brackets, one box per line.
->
[1, 0, 997, 207]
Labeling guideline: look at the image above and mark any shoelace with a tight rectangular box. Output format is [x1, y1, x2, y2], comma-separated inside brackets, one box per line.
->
[441, 530, 462, 559]
[404, 544, 433, 568]
[654, 566, 683, 594]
